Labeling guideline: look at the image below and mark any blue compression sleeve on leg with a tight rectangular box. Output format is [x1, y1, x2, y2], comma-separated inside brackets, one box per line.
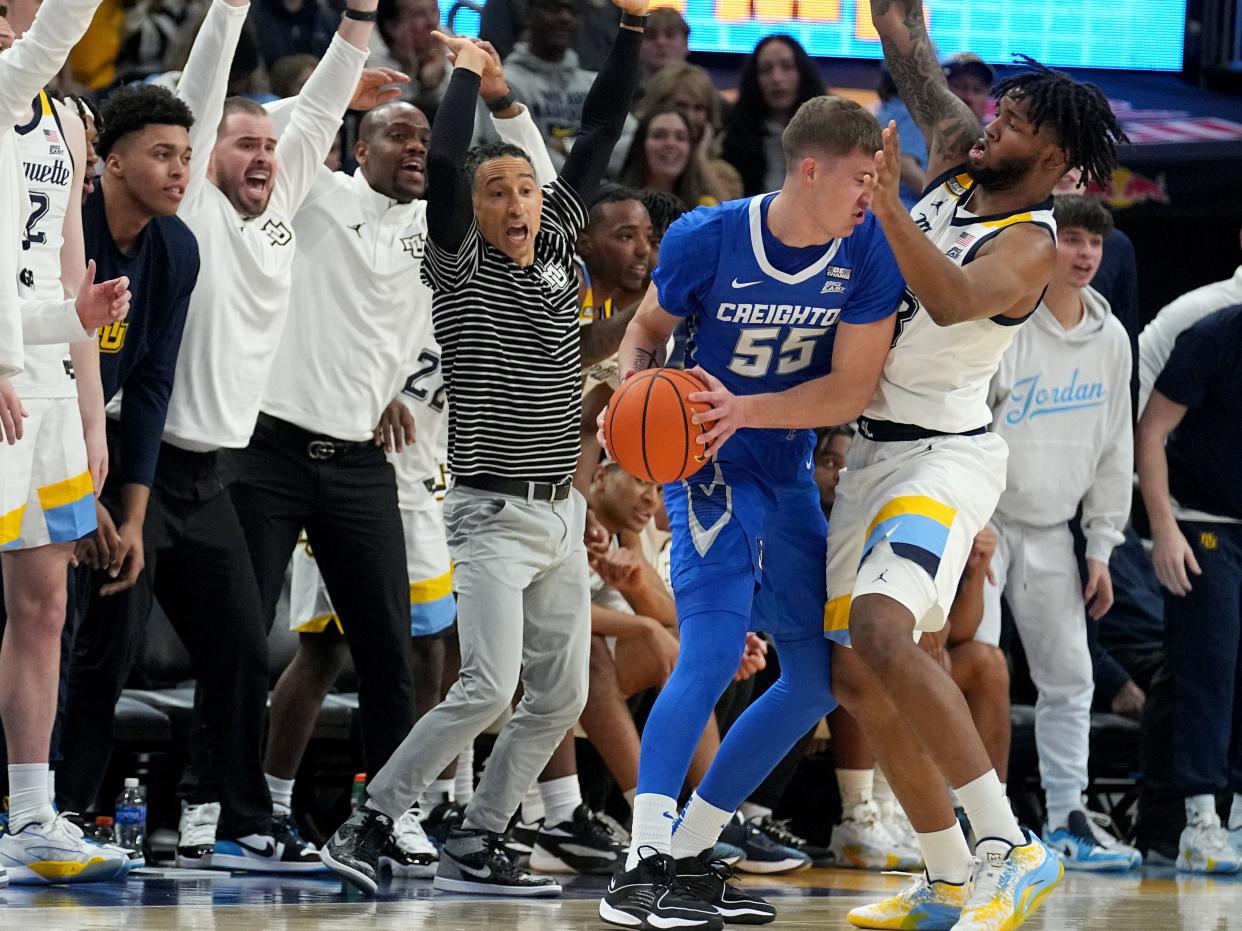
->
[635, 610, 749, 798]
[695, 634, 836, 813]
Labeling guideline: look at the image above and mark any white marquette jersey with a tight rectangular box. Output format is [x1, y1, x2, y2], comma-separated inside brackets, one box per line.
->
[391, 330, 449, 512]
[0, 0, 102, 377]
[13, 92, 75, 398]
[863, 168, 1056, 434]
[161, 0, 366, 450]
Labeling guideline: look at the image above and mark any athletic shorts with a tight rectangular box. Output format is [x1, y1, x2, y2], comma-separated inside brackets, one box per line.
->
[824, 431, 1007, 645]
[664, 458, 828, 640]
[289, 504, 455, 637]
[0, 397, 95, 551]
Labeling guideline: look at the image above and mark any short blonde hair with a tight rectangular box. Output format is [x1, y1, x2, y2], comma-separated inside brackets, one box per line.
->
[782, 95, 881, 171]
[638, 62, 721, 131]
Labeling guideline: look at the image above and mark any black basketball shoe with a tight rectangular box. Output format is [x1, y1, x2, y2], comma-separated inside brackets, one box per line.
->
[433, 826, 562, 896]
[320, 806, 395, 895]
[530, 804, 625, 875]
[675, 849, 776, 924]
[599, 847, 724, 930]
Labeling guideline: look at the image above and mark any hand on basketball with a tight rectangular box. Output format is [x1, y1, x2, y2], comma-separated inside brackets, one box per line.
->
[374, 398, 417, 453]
[1152, 524, 1201, 596]
[867, 121, 905, 222]
[76, 260, 130, 332]
[350, 68, 410, 111]
[686, 366, 748, 459]
[1083, 558, 1114, 620]
[0, 377, 26, 444]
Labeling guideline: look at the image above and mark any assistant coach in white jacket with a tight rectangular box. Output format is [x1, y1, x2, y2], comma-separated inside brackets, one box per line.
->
[981, 195, 1138, 871]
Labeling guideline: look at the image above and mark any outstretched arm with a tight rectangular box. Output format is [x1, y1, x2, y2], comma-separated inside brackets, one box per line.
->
[176, 0, 251, 203]
[560, 0, 647, 201]
[870, 0, 981, 180]
[0, 0, 106, 126]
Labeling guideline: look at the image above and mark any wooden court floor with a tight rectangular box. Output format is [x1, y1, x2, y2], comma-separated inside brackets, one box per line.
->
[2, 865, 1240, 929]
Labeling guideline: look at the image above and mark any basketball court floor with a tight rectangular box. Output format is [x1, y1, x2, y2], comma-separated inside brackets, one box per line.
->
[4, 864, 1238, 930]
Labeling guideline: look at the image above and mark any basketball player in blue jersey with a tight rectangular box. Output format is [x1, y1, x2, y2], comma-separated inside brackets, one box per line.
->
[598, 95, 905, 930]
[683, 1, 1128, 927]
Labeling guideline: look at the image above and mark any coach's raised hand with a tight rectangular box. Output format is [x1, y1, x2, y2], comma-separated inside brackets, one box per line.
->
[431, 30, 489, 76]
[75, 259, 130, 332]
[350, 67, 410, 111]
[611, 0, 651, 18]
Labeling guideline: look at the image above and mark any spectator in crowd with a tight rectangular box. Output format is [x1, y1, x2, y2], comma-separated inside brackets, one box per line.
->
[251, 0, 338, 66]
[1138, 227, 1242, 415]
[637, 6, 688, 91]
[720, 34, 824, 196]
[636, 187, 685, 271]
[982, 194, 1138, 870]
[813, 426, 851, 517]
[873, 65, 926, 208]
[64, 95, 104, 197]
[1137, 303, 1242, 875]
[112, 0, 197, 83]
[1089, 528, 1164, 719]
[371, 0, 452, 119]
[270, 52, 319, 97]
[619, 108, 725, 209]
[59, 83, 200, 815]
[943, 51, 993, 122]
[638, 62, 742, 200]
[480, 0, 621, 71]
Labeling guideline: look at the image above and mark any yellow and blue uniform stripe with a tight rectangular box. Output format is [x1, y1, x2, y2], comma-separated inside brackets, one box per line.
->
[861, 495, 956, 578]
[409, 568, 455, 636]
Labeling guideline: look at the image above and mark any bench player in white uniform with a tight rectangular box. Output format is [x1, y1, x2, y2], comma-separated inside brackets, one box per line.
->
[0, 0, 134, 884]
[688, 0, 1128, 926]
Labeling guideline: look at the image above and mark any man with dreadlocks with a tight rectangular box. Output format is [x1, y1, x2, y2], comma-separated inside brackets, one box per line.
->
[680, 0, 1126, 926]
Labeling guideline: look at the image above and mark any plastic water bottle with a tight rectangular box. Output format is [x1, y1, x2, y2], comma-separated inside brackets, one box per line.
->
[115, 777, 147, 853]
[350, 773, 367, 813]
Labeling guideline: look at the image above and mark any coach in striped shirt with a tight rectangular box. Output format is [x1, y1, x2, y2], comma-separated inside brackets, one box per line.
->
[320, 0, 647, 898]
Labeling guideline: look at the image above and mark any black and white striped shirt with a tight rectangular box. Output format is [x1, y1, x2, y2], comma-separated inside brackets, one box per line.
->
[422, 176, 588, 481]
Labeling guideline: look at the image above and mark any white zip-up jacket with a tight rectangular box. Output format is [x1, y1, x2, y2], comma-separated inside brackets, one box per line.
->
[988, 287, 1134, 563]
[0, 0, 101, 376]
[161, 0, 367, 450]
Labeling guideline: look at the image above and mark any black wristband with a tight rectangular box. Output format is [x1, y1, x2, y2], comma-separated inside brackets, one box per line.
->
[486, 92, 517, 113]
[343, 7, 378, 21]
[619, 11, 647, 29]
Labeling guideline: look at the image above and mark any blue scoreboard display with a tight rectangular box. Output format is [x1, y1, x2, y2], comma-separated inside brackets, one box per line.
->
[672, 0, 1186, 71]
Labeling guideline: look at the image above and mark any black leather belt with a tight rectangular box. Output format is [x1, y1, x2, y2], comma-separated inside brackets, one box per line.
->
[856, 416, 988, 443]
[256, 413, 371, 460]
[455, 474, 573, 501]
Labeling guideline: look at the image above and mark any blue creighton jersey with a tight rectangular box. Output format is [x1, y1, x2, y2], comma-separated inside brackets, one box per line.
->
[653, 194, 904, 480]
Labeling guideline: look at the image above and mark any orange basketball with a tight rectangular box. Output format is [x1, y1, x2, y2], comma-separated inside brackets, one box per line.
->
[603, 368, 710, 483]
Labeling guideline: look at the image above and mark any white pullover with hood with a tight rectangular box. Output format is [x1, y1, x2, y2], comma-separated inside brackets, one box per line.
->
[987, 286, 1134, 564]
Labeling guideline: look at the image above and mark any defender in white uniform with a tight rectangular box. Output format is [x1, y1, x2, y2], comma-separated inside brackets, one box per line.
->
[689, 1, 1128, 927]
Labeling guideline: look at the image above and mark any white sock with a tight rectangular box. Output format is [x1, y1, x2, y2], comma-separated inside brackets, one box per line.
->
[1044, 793, 1081, 833]
[627, 793, 678, 870]
[1186, 794, 1217, 826]
[419, 778, 455, 813]
[873, 767, 898, 819]
[671, 794, 733, 859]
[837, 768, 874, 811]
[539, 775, 582, 828]
[739, 801, 772, 822]
[454, 746, 475, 805]
[266, 773, 294, 816]
[8, 763, 53, 832]
[1230, 794, 1242, 832]
[918, 824, 973, 885]
[521, 783, 546, 824]
[623, 787, 637, 811]
[46, 769, 55, 803]
[957, 771, 1024, 847]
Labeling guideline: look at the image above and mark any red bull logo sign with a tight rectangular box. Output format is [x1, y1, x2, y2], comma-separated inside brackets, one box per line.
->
[1083, 167, 1170, 209]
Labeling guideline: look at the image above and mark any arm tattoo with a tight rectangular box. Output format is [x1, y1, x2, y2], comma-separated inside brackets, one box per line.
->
[872, 0, 981, 165]
[631, 344, 667, 372]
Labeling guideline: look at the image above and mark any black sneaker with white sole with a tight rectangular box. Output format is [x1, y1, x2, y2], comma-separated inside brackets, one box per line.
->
[433, 826, 561, 896]
[675, 850, 776, 925]
[599, 848, 724, 930]
[320, 806, 395, 895]
[530, 804, 624, 875]
[421, 801, 465, 849]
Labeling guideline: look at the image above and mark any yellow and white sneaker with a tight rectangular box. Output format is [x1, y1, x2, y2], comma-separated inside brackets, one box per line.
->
[847, 872, 969, 929]
[831, 802, 922, 871]
[0, 813, 127, 884]
[952, 830, 1063, 931]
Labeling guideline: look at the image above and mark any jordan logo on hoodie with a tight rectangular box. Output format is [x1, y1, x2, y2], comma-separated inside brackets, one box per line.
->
[1004, 369, 1108, 425]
